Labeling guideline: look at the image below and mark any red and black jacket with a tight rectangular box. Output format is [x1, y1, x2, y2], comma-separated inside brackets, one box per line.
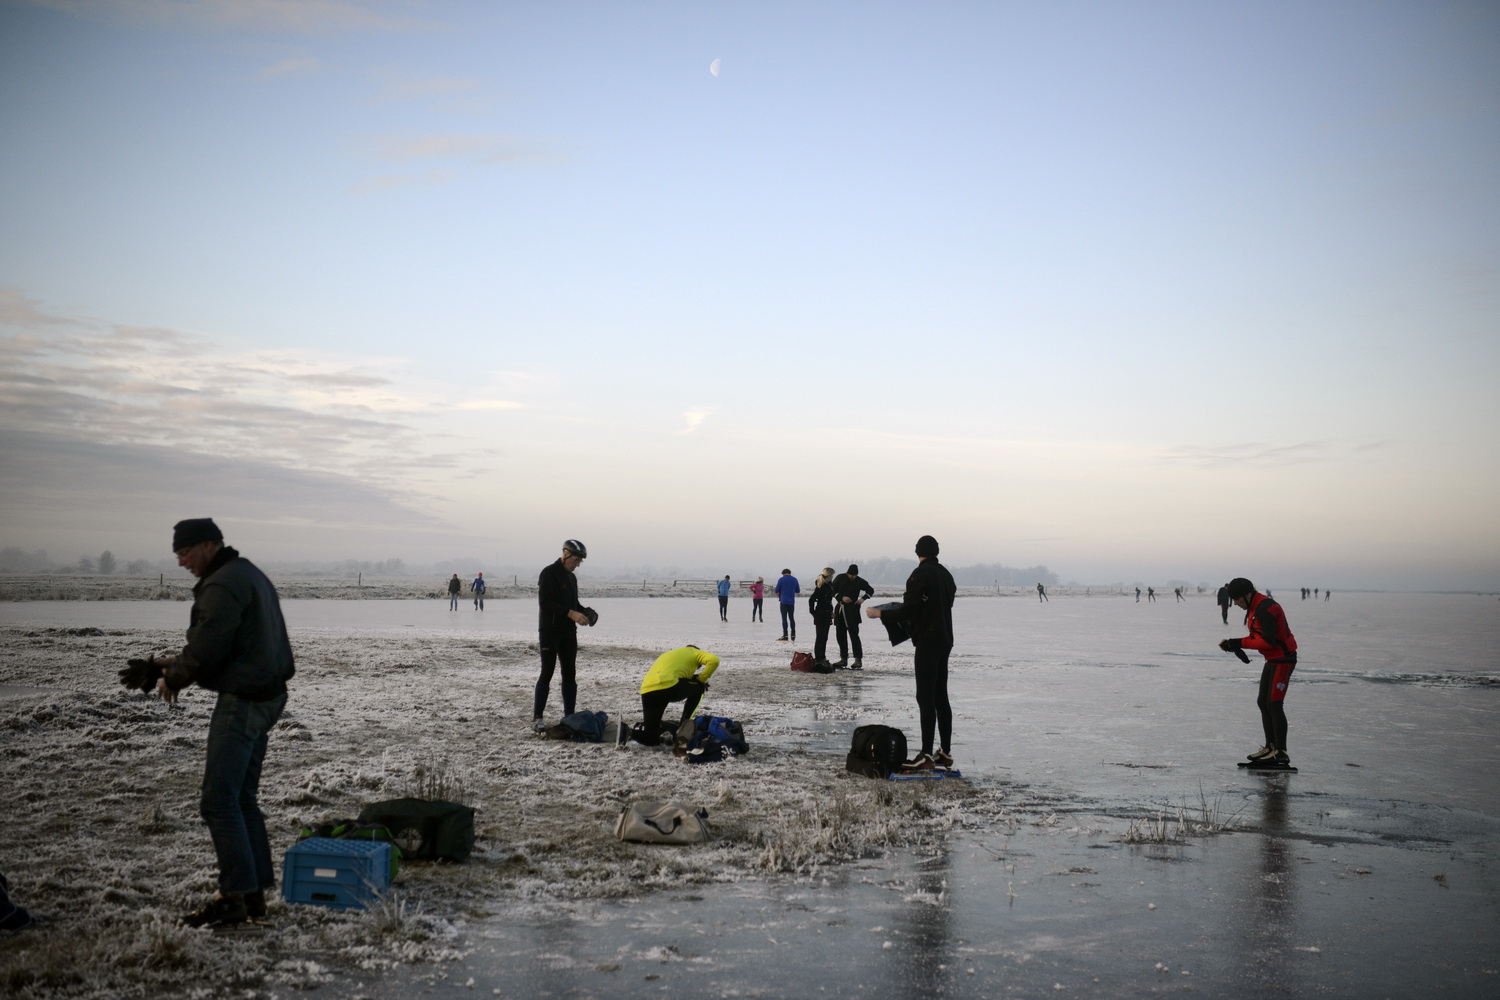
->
[1240, 593, 1297, 663]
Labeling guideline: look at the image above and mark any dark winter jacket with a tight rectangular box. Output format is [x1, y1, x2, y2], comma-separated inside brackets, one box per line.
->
[832, 573, 874, 624]
[538, 558, 584, 633]
[169, 546, 294, 701]
[878, 557, 957, 648]
[808, 580, 834, 622]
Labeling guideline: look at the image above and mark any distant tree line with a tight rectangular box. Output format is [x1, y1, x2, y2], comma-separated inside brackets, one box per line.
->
[0, 547, 156, 575]
[831, 557, 1058, 587]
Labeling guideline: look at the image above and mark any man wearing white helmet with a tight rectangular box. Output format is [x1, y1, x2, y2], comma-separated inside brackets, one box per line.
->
[534, 540, 593, 732]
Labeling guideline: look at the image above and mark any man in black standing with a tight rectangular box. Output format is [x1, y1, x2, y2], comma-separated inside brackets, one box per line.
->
[867, 535, 957, 770]
[119, 518, 294, 929]
[1217, 583, 1231, 624]
[832, 564, 874, 669]
[534, 539, 591, 732]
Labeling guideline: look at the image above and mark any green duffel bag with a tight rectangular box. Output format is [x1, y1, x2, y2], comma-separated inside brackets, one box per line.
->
[356, 798, 475, 863]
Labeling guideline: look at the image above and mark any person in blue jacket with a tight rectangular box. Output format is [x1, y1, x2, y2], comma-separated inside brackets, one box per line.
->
[716, 575, 731, 621]
[774, 568, 799, 642]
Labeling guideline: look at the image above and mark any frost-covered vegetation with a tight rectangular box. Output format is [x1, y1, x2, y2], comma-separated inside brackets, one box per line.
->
[0, 625, 1010, 998]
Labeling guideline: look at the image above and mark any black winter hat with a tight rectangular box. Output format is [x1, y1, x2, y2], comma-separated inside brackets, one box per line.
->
[915, 535, 939, 558]
[1226, 578, 1256, 600]
[847, 564, 859, 574]
[172, 518, 223, 551]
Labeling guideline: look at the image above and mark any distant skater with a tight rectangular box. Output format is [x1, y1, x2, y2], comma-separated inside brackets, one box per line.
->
[1175, 587, 1185, 603]
[1147, 587, 1156, 603]
[1324, 589, 1331, 601]
[716, 575, 731, 622]
[749, 577, 765, 622]
[447, 573, 462, 611]
[1219, 577, 1298, 768]
[1135, 587, 1141, 603]
[868, 535, 956, 770]
[1216, 583, 1231, 624]
[471, 572, 486, 610]
[775, 568, 799, 642]
[809, 568, 835, 668]
[1036, 582, 1048, 603]
[833, 564, 874, 668]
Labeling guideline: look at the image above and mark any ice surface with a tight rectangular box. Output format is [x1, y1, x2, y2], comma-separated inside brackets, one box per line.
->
[1, 591, 1496, 997]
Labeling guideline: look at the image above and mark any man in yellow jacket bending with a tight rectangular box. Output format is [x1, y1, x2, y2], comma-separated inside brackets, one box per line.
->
[638, 645, 719, 744]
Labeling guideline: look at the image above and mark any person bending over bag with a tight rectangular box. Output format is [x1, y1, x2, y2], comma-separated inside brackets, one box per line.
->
[637, 646, 719, 744]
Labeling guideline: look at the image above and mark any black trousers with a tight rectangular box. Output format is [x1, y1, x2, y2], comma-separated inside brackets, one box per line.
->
[535, 628, 578, 719]
[913, 640, 953, 756]
[640, 679, 706, 736]
[813, 616, 831, 661]
[835, 610, 863, 660]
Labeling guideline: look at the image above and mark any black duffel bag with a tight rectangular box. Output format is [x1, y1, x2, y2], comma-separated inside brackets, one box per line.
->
[846, 724, 908, 780]
[357, 798, 475, 862]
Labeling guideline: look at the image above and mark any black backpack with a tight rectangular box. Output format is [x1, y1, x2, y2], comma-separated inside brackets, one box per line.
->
[846, 724, 907, 779]
[356, 798, 475, 863]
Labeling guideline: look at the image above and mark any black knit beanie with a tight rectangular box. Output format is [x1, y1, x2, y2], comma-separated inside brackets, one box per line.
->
[172, 518, 223, 551]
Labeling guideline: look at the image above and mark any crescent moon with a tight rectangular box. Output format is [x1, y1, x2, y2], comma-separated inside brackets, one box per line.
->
[710, 58, 721, 77]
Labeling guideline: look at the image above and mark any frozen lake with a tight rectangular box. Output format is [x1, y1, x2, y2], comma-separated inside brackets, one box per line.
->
[4, 590, 1497, 997]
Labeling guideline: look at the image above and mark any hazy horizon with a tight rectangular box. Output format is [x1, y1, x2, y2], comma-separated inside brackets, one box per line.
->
[2, 2, 1496, 594]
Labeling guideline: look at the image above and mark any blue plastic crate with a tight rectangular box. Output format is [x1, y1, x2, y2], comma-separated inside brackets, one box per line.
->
[282, 837, 392, 910]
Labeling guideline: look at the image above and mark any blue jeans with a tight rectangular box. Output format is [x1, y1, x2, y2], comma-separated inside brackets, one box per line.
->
[201, 690, 286, 895]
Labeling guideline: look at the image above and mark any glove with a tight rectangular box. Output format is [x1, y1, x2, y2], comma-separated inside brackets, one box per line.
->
[119, 656, 164, 693]
[581, 607, 599, 627]
[1219, 638, 1250, 663]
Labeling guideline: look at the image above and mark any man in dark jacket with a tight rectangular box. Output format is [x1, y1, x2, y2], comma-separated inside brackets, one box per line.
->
[868, 535, 957, 770]
[534, 539, 591, 731]
[831, 564, 874, 669]
[119, 518, 294, 930]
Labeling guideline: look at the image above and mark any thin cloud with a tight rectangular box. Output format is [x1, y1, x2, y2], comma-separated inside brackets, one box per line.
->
[370, 68, 480, 103]
[27, 0, 441, 34]
[259, 56, 322, 80]
[456, 400, 526, 411]
[1157, 441, 1328, 468]
[0, 288, 89, 330]
[365, 132, 557, 163]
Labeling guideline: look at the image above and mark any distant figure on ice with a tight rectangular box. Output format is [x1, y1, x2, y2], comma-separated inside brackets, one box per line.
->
[1175, 587, 1185, 603]
[1324, 589, 1331, 601]
[1036, 582, 1048, 603]
[869, 535, 956, 771]
[1135, 586, 1141, 603]
[1147, 587, 1156, 602]
[447, 573, 462, 611]
[716, 575, 731, 622]
[775, 568, 799, 642]
[117, 517, 294, 930]
[471, 571, 486, 610]
[834, 564, 874, 668]
[636, 645, 719, 745]
[1219, 577, 1298, 769]
[749, 576, 765, 622]
[1216, 583, 1231, 624]
[809, 568, 835, 668]
[535, 540, 595, 732]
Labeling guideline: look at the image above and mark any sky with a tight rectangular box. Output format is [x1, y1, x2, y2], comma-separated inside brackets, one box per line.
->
[1, 0, 1497, 591]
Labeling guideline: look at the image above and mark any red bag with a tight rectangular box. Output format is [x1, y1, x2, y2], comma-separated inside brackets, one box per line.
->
[790, 651, 816, 672]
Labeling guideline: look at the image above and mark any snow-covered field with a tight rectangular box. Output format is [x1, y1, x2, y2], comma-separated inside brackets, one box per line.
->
[0, 620, 1008, 998]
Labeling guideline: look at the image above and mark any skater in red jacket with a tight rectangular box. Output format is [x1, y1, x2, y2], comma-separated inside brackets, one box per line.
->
[1219, 577, 1298, 768]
